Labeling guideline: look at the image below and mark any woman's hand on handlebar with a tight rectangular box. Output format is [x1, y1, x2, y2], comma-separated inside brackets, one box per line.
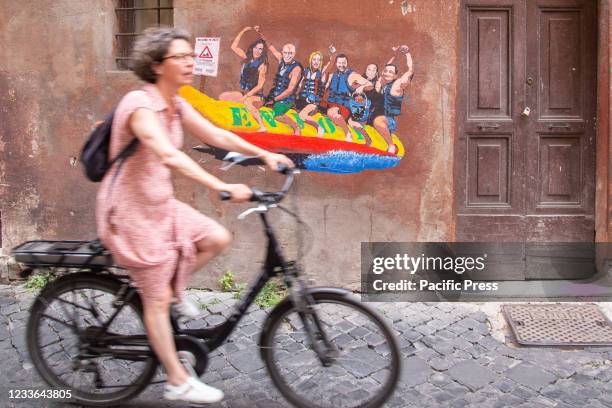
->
[219, 183, 252, 203]
[260, 152, 295, 172]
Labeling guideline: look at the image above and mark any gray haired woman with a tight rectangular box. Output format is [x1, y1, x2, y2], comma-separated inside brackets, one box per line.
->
[95, 27, 293, 404]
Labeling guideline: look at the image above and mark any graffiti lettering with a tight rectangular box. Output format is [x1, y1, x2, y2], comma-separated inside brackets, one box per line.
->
[350, 127, 365, 142]
[260, 110, 278, 128]
[290, 112, 305, 129]
[230, 107, 252, 127]
[318, 117, 335, 134]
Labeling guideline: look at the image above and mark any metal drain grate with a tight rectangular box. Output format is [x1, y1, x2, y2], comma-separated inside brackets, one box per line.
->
[502, 304, 612, 346]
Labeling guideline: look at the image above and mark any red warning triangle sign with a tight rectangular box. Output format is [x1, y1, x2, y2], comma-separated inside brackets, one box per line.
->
[199, 46, 213, 59]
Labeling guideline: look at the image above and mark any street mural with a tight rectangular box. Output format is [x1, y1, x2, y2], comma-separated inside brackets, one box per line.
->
[180, 26, 414, 174]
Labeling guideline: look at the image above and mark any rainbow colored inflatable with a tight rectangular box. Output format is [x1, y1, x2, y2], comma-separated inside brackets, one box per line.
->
[179, 86, 405, 173]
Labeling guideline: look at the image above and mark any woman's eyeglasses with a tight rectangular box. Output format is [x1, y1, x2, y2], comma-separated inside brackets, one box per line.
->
[161, 52, 197, 62]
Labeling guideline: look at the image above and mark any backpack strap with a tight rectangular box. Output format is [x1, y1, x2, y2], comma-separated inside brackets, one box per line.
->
[106, 137, 139, 198]
[108, 137, 139, 167]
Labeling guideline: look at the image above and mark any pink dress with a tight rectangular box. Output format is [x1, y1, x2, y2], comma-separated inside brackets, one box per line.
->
[95, 84, 223, 305]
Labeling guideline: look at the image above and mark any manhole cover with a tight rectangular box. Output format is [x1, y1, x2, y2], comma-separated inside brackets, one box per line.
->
[502, 304, 612, 346]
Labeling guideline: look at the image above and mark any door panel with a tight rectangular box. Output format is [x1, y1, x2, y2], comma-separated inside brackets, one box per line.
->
[536, 135, 582, 206]
[538, 10, 583, 119]
[468, 9, 512, 118]
[467, 135, 511, 206]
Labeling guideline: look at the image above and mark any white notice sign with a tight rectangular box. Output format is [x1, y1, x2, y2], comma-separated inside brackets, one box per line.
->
[193, 37, 220, 77]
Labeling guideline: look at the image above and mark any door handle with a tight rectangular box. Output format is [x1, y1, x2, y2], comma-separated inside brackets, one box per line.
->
[547, 124, 571, 130]
[477, 124, 500, 130]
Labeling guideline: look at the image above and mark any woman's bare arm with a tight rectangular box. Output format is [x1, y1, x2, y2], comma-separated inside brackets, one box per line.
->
[257, 29, 281, 62]
[230, 27, 250, 60]
[397, 50, 414, 89]
[129, 108, 226, 191]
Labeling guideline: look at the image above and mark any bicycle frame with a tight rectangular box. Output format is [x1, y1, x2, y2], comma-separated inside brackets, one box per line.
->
[80, 167, 335, 363]
[176, 211, 295, 350]
[92, 210, 296, 357]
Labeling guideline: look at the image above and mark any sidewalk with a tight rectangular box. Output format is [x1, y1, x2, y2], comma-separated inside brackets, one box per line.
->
[0, 284, 611, 408]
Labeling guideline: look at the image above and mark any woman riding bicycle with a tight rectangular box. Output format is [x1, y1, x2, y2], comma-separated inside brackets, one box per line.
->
[95, 27, 293, 404]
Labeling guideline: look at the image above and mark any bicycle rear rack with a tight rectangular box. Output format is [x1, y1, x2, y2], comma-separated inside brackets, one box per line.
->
[11, 240, 114, 277]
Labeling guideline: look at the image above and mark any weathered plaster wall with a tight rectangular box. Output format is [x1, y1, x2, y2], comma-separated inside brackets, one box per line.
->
[609, 0, 612, 240]
[1, 0, 458, 287]
[596, 0, 610, 244]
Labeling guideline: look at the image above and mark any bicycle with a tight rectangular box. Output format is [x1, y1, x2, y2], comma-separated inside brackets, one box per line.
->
[13, 159, 401, 408]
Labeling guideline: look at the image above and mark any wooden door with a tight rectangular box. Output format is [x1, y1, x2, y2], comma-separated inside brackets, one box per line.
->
[456, 0, 597, 280]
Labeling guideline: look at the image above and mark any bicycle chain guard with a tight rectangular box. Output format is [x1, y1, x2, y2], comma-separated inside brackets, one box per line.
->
[174, 335, 209, 377]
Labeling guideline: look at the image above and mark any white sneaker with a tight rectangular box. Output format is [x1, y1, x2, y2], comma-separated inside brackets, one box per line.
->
[173, 297, 201, 319]
[163, 377, 224, 404]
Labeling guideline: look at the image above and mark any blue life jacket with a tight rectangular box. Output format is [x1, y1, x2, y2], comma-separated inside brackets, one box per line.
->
[299, 68, 324, 103]
[327, 69, 353, 107]
[383, 82, 403, 117]
[269, 60, 302, 104]
[240, 59, 264, 96]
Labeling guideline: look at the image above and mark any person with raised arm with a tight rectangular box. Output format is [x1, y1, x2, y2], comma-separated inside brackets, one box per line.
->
[256, 26, 303, 135]
[371, 45, 414, 154]
[219, 26, 269, 132]
[294, 47, 335, 137]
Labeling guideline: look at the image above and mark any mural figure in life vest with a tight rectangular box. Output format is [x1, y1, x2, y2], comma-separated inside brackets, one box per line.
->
[257, 27, 303, 135]
[219, 26, 269, 132]
[372, 45, 414, 154]
[325, 54, 373, 142]
[347, 63, 380, 146]
[295, 49, 335, 137]
[179, 31, 413, 173]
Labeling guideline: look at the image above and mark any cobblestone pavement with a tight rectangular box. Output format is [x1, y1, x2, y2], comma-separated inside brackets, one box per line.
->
[1, 284, 611, 408]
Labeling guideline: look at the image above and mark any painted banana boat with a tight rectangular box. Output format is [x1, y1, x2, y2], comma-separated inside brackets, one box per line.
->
[179, 85, 405, 173]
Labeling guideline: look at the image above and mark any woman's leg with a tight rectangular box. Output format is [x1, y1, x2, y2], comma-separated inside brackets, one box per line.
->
[143, 286, 190, 385]
[299, 104, 324, 137]
[193, 227, 232, 272]
[244, 96, 267, 132]
[137, 225, 231, 397]
[218, 91, 244, 103]
[276, 115, 301, 135]
[348, 118, 372, 145]
[173, 228, 231, 318]
[327, 107, 351, 141]
[373, 115, 396, 153]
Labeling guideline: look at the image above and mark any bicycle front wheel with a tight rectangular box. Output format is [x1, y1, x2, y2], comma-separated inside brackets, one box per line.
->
[260, 291, 401, 408]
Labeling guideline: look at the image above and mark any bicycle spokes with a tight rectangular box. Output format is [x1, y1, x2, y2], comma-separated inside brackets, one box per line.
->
[35, 286, 153, 395]
[267, 298, 398, 408]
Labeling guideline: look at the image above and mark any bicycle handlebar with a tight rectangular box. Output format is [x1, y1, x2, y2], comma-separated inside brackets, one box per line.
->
[218, 163, 296, 205]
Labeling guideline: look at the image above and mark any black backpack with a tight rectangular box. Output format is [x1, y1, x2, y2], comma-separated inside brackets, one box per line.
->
[80, 108, 139, 182]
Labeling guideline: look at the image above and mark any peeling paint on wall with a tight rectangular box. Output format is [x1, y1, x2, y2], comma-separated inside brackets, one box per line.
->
[401, 1, 417, 15]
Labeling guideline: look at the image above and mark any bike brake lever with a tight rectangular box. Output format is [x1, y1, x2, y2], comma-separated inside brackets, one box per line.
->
[220, 152, 262, 171]
[237, 204, 273, 220]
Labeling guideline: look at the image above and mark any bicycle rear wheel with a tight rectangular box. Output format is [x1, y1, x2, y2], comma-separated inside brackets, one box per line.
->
[26, 273, 157, 406]
[260, 291, 401, 408]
